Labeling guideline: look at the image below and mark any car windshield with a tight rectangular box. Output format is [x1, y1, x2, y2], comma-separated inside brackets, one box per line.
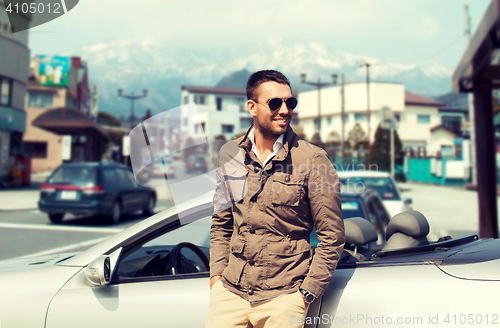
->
[47, 166, 98, 187]
[341, 200, 365, 219]
[340, 177, 401, 200]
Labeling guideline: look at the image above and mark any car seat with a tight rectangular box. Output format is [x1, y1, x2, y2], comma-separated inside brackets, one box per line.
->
[342, 217, 379, 262]
[382, 210, 430, 251]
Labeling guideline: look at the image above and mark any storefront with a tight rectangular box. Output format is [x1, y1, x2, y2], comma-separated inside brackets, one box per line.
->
[32, 107, 106, 163]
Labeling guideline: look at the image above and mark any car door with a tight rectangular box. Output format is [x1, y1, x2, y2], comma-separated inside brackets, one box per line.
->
[46, 214, 214, 327]
[45, 274, 210, 328]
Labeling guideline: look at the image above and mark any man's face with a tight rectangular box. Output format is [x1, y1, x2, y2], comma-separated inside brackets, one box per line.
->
[248, 81, 293, 137]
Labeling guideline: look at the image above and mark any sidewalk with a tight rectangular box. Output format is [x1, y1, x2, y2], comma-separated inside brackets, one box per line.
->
[0, 172, 50, 211]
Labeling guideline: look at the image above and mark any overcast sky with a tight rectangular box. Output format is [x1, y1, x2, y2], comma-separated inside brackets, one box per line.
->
[28, 0, 491, 71]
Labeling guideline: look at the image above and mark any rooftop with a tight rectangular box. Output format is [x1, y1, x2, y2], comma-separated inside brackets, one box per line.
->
[405, 91, 445, 107]
[182, 85, 246, 96]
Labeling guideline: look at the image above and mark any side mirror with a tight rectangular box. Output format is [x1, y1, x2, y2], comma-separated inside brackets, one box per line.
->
[404, 198, 412, 205]
[85, 255, 111, 286]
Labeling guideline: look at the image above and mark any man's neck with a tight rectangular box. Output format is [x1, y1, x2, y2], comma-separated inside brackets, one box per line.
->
[253, 126, 280, 160]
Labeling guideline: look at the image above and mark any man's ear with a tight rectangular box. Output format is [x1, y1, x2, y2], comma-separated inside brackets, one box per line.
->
[247, 100, 258, 117]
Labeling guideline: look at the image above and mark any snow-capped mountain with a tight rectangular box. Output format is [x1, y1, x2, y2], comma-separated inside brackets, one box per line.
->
[66, 38, 453, 118]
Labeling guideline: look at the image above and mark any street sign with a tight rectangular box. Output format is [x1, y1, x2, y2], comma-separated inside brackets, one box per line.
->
[61, 135, 71, 160]
[122, 135, 130, 156]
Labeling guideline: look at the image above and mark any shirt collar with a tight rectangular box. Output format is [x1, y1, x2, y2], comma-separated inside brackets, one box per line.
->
[248, 127, 284, 154]
[248, 127, 284, 165]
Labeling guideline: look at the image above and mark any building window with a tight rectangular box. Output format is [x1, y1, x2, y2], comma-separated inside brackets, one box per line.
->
[194, 95, 206, 105]
[313, 118, 320, 131]
[442, 116, 462, 135]
[238, 98, 246, 112]
[222, 124, 234, 134]
[201, 122, 205, 133]
[394, 114, 401, 122]
[28, 91, 54, 108]
[355, 113, 367, 122]
[441, 145, 454, 158]
[24, 141, 48, 159]
[417, 114, 430, 124]
[0, 77, 12, 106]
[343, 114, 349, 123]
[216, 97, 222, 111]
[327, 116, 332, 125]
[183, 96, 189, 104]
[240, 118, 253, 131]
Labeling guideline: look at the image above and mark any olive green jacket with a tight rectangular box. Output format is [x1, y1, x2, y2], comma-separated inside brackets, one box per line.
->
[210, 125, 345, 302]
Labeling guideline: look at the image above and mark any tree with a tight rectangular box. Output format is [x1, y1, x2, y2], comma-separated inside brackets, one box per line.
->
[310, 132, 324, 149]
[369, 124, 404, 173]
[346, 123, 369, 164]
[142, 109, 153, 121]
[97, 112, 121, 127]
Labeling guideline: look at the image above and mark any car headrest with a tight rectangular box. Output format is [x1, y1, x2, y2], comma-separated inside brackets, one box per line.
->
[386, 210, 429, 240]
[344, 217, 378, 246]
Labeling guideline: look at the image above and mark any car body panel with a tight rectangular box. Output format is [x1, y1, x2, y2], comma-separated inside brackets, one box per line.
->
[46, 272, 210, 328]
[0, 260, 82, 328]
[319, 264, 499, 328]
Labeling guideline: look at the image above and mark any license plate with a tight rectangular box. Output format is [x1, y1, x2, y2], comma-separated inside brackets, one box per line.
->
[60, 190, 77, 200]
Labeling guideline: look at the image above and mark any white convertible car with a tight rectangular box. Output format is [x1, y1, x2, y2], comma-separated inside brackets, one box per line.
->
[1, 192, 499, 328]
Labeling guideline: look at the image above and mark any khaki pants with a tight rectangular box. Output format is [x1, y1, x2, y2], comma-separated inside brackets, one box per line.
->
[205, 280, 308, 328]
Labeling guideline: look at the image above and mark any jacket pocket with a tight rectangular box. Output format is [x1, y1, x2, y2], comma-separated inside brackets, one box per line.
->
[222, 239, 246, 286]
[270, 174, 304, 207]
[265, 240, 312, 289]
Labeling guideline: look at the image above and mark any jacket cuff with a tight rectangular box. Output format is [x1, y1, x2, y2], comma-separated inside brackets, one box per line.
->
[300, 277, 326, 299]
[210, 264, 227, 279]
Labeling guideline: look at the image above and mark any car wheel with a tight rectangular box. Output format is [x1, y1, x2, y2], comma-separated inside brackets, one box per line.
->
[143, 194, 156, 216]
[110, 201, 122, 224]
[49, 213, 64, 223]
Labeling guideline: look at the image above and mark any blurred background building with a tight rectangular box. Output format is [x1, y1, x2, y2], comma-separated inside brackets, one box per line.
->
[23, 55, 105, 173]
[0, 1, 31, 184]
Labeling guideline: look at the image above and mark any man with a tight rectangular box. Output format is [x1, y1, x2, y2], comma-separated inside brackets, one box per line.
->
[206, 70, 345, 328]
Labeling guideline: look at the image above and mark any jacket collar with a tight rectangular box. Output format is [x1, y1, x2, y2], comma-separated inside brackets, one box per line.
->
[239, 124, 296, 163]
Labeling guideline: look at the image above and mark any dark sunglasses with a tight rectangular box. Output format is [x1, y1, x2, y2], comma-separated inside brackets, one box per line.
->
[253, 97, 298, 111]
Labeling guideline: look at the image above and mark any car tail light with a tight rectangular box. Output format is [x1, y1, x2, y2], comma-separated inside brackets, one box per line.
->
[41, 184, 56, 193]
[82, 185, 104, 195]
[204, 162, 207, 167]
[169, 166, 175, 170]
[188, 163, 192, 168]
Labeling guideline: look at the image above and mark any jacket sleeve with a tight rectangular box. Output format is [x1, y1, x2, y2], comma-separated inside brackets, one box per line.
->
[209, 156, 234, 278]
[301, 149, 345, 298]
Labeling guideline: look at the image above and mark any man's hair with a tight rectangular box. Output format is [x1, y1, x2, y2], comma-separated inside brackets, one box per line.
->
[246, 70, 290, 101]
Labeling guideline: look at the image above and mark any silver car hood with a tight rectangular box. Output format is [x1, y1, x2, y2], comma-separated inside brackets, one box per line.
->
[0, 252, 79, 272]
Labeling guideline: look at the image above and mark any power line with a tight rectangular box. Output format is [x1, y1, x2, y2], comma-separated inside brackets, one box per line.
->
[425, 34, 465, 61]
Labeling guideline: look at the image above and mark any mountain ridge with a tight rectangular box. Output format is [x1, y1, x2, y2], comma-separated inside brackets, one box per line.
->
[64, 38, 455, 118]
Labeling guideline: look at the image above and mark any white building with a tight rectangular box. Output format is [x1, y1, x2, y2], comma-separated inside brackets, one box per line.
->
[297, 82, 462, 157]
[181, 85, 300, 141]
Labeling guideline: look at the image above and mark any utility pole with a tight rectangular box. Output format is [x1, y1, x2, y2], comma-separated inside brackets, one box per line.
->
[465, 5, 477, 185]
[300, 73, 337, 135]
[118, 88, 148, 128]
[341, 74, 346, 161]
[359, 63, 372, 151]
